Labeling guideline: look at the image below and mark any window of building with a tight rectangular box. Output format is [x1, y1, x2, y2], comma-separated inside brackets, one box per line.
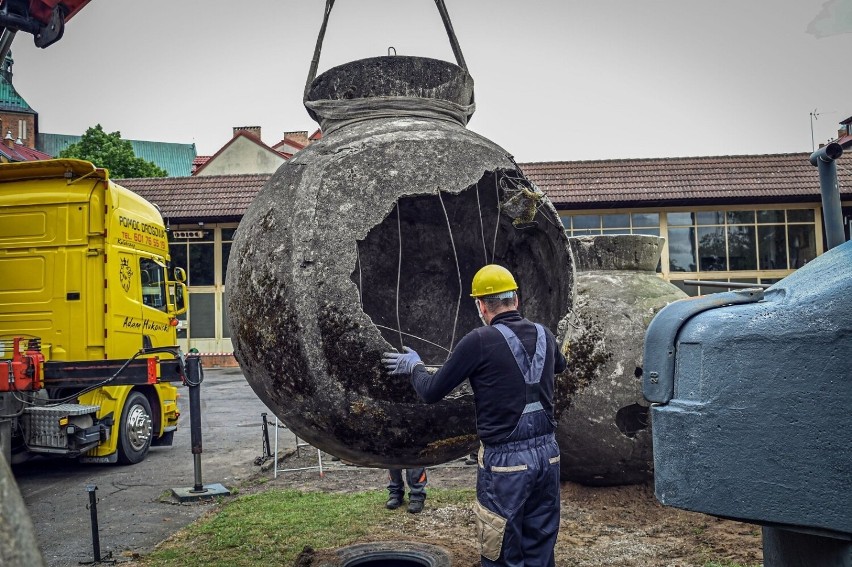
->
[17, 120, 26, 140]
[665, 208, 816, 274]
[188, 293, 216, 338]
[571, 214, 601, 233]
[169, 229, 214, 286]
[221, 227, 236, 285]
[561, 212, 660, 237]
[222, 291, 231, 339]
[168, 224, 238, 347]
[668, 227, 696, 272]
[221, 227, 237, 339]
[727, 225, 757, 270]
[758, 225, 787, 270]
[697, 226, 726, 271]
[631, 213, 660, 232]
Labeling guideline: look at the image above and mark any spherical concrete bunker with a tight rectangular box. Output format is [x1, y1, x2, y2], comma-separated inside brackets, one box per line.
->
[227, 56, 573, 467]
[556, 235, 686, 485]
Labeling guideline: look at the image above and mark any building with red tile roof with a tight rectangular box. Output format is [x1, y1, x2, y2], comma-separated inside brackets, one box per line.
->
[193, 127, 291, 176]
[0, 132, 52, 163]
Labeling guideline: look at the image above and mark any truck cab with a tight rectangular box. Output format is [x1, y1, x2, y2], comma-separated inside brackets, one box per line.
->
[0, 159, 189, 465]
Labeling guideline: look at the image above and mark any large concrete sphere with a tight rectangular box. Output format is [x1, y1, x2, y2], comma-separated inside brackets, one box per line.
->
[1, 454, 43, 566]
[555, 235, 687, 485]
[227, 56, 573, 467]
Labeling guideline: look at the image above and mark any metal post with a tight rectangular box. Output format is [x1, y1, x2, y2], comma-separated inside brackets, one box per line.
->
[273, 415, 279, 479]
[185, 355, 205, 493]
[809, 142, 846, 251]
[169, 354, 229, 502]
[261, 412, 272, 460]
[85, 485, 101, 563]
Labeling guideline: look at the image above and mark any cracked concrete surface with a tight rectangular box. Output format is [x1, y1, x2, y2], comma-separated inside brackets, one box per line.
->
[228, 56, 573, 469]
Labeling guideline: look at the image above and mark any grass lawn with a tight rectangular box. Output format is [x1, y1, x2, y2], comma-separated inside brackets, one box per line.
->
[141, 488, 474, 567]
[137, 487, 761, 567]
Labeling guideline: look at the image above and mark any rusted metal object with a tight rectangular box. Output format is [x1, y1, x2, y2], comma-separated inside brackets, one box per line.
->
[227, 3, 573, 467]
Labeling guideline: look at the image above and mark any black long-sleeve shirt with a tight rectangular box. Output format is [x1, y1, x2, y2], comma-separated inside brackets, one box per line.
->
[410, 310, 567, 445]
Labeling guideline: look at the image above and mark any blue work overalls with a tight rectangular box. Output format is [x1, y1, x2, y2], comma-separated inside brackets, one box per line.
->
[475, 323, 561, 567]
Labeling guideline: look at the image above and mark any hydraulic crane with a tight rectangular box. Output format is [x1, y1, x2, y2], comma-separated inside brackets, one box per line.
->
[0, 0, 91, 61]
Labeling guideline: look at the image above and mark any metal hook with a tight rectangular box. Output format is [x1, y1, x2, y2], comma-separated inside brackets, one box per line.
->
[388, 46, 396, 56]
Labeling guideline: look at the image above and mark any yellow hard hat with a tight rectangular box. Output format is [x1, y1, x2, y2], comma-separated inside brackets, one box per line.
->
[470, 264, 518, 298]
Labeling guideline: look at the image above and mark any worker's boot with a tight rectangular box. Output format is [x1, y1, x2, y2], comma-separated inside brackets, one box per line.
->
[386, 495, 403, 510]
[407, 499, 424, 514]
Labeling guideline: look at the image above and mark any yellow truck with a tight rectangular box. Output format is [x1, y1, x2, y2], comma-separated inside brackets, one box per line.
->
[0, 158, 189, 465]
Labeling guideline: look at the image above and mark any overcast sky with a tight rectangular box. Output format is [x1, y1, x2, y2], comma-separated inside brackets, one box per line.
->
[9, 0, 852, 163]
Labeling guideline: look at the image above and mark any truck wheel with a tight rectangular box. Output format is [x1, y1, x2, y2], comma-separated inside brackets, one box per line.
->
[117, 392, 153, 465]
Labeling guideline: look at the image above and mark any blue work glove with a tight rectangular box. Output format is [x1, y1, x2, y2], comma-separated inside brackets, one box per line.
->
[381, 347, 423, 375]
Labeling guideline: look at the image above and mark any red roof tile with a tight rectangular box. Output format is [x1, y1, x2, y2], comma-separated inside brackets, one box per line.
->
[273, 138, 306, 150]
[0, 143, 53, 162]
[118, 174, 269, 221]
[521, 153, 851, 208]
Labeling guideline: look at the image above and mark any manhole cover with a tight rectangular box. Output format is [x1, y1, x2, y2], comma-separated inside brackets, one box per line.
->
[322, 541, 452, 567]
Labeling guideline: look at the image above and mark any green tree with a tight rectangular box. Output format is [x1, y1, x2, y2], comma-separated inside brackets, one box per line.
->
[59, 124, 167, 178]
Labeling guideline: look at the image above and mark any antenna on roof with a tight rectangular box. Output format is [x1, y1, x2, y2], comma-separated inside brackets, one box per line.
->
[810, 109, 820, 152]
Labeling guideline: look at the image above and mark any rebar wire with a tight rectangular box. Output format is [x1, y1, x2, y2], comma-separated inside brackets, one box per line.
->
[395, 202, 404, 350]
[492, 173, 501, 262]
[356, 244, 363, 304]
[374, 324, 452, 353]
[438, 189, 462, 359]
[533, 199, 565, 231]
[474, 184, 488, 264]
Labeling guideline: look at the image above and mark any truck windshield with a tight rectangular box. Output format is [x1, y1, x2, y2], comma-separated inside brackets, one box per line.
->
[140, 258, 168, 311]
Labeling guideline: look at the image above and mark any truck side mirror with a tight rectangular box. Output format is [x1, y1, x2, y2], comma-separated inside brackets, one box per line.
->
[173, 267, 187, 283]
[168, 283, 188, 316]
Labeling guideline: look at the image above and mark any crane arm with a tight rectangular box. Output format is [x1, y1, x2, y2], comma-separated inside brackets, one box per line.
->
[0, 0, 92, 60]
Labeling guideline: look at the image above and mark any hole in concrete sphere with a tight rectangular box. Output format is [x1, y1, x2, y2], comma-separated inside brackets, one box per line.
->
[634, 366, 643, 379]
[616, 403, 650, 438]
[352, 170, 571, 365]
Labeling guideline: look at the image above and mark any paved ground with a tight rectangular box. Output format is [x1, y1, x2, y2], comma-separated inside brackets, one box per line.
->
[14, 367, 280, 566]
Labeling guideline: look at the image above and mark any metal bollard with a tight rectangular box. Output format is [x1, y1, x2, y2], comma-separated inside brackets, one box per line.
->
[186, 355, 205, 493]
[170, 354, 230, 502]
[85, 484, 101, 563]
[261, 412, 272, 461]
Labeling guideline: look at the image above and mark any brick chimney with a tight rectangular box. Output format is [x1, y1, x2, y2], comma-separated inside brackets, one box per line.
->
[282, 130, 309, 147]
[4, 130, 13, 149]
[233, 126, 262, 140]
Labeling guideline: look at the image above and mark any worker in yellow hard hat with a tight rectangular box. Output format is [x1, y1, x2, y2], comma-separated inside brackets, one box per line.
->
[382, 264, 566, 567]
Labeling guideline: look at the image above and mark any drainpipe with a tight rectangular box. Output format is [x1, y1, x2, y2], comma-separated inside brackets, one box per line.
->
[809, 142, 845, 251]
